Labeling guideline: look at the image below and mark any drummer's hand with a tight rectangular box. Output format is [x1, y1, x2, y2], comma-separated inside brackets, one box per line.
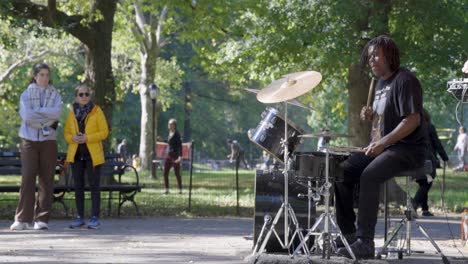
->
[364, 141, 385, 157]
[360, 106, 373, 122]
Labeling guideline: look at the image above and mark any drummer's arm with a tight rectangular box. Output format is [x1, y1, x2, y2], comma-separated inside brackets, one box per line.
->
[365, 113, 420, 156]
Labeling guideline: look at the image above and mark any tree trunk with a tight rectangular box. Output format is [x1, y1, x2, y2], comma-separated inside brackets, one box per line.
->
[138, 50, 158, 170]
[183, 81, 192, 142]
[138, 82, 151, 170]
[347, 63, 372, 147]
[83, 34, 116, 150]
[132, 3, 166, 171]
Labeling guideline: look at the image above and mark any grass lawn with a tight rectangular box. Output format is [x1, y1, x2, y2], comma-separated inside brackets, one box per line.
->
[0, 167, 465, 220]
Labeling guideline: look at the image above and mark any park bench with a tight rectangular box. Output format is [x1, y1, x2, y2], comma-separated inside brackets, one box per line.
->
[0, 151, 142, 217]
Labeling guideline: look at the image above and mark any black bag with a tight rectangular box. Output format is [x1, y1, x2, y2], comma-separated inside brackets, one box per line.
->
[50, 121, 59, 130]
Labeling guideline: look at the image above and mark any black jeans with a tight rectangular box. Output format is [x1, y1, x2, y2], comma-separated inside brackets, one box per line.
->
[335, 144, 425, 239]
[413, 178, 433, 211]
[71, 160, 101, 218]
[235, 151, 249, 169]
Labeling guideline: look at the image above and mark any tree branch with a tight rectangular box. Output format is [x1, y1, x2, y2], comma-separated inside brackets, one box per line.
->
[155, 5, 168, 49]
[118, 0, 147, 54]
[0, 50, 50, 84]
[132, 0, 150, 50]
[8, 0, 92, 45]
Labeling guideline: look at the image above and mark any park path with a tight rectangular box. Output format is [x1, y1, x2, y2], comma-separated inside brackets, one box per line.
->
[0, 216, 467, 264]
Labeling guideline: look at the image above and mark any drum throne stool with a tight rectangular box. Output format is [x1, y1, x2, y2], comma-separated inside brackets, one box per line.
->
[377, 160, 450, 263]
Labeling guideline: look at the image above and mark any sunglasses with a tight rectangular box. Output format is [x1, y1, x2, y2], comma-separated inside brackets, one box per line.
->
[78, 92, 90, 98]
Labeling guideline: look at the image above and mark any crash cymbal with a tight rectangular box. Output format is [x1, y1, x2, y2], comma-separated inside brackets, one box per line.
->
[299, 132, 353, 138]
[244, 88, 313, 110]
[257, 71, 322, 103]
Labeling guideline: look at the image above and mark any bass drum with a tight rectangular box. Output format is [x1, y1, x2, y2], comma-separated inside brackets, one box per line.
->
[253, 169, 315, 252]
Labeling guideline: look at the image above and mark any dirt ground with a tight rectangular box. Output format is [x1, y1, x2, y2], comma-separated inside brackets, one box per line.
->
[0, 215, 467, 264]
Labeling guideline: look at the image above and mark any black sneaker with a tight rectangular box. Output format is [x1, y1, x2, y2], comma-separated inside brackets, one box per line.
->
[337, 238, 375, 259]
[334, 233, 357, 249]
[422, 211, 434, 217]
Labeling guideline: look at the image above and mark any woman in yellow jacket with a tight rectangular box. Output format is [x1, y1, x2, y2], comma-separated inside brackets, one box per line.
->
[64, 84, 108, 229]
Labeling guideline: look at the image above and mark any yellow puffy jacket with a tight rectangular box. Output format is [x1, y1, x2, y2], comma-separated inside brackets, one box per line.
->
[64, 104, 109, 167]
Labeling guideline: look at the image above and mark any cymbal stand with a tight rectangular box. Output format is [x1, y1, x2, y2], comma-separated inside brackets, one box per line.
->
[252, 102, 308, 258]
[292, 147, 356, 261]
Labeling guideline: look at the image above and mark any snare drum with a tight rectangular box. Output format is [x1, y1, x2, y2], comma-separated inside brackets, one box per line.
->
[292, 151, 347, 182]
[248, 107, 304, 163]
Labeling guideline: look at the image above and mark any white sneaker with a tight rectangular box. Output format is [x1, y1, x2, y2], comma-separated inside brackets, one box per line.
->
[10, 221, 29, 230]
[33, 221, 49, 230]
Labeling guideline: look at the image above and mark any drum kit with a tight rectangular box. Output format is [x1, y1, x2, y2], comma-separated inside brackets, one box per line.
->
[248, 71, 361, 261]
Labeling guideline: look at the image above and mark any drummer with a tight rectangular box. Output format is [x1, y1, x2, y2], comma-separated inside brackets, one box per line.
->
[334, 35, 426, 259]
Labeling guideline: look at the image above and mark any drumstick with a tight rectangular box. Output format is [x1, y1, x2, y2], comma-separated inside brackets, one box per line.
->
[366, 78, 376, 107]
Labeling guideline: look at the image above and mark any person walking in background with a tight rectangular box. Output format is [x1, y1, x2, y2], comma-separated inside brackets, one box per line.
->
[64, 84, 109, 229]
[260, 150, 270, 170]
[117, 139, 128, 163]
[10, 63, 62, 231]
[161, 119, 182, 194]
[453, 126, 467, 172]
[227, 139, 250, 169]
[413, 109, 449, 217]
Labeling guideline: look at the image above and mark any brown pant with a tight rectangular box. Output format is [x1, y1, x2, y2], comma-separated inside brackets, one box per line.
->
[15, 139, 57, 223]
[163, 156, 182, 190]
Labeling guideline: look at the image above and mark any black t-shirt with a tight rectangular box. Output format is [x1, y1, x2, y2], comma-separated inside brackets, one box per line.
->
[370, 68, 425, 146]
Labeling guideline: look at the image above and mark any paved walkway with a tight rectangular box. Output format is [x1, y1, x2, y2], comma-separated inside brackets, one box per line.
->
[0, 216, 467, 264]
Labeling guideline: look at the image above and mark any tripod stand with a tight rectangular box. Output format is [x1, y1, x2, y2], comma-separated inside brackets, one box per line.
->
[376, 173, 450, 264]
[252, 102, 309, 258]
[292, 147, 356, 261]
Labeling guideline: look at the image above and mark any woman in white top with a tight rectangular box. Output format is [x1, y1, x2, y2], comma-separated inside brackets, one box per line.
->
[453, 126, 467, 171]
[10, 63, 62, 230]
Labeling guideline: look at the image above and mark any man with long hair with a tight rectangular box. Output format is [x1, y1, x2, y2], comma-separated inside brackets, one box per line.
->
[334, 35, 426, 259]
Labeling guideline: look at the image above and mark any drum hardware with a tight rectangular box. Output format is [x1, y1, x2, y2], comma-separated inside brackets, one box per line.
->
[297, 179, 321, 230]
[252, 214, 273, 254]
[292, 147, 357, 261]
[253, 169, 313, 254]
[252, 71, 322, 259]
[252, 104, 310, 259]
